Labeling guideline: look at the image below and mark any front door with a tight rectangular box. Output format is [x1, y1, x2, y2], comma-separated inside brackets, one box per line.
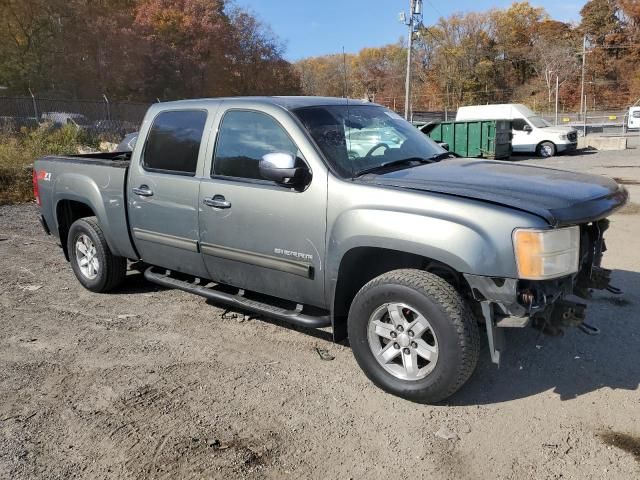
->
[511, 118, 535, 152]
[198, 106, 328, 307]
[127, 109, 210, 278]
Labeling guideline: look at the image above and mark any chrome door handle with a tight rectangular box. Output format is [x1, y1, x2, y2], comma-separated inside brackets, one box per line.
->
[132, 185, 153, 197]
[203, 195, 231, 209]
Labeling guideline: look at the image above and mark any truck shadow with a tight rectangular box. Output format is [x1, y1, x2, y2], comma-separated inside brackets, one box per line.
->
[203, 299, 335, 342]
[506, 149, 598, 162]
[110, 270, 169, 295]
[451, 268, 640, 405]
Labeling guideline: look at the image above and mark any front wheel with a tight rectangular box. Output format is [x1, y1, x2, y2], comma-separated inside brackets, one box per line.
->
[67, 217, 126, 292]
[537, 141, 556, 157]
[348, 269, 480, 403]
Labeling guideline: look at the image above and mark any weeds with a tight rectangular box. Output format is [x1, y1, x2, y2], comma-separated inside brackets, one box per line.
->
[0, 124, 100, 204]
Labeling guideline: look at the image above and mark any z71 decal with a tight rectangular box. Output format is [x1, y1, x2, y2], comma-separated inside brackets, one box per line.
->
[37, 170, 52, 181]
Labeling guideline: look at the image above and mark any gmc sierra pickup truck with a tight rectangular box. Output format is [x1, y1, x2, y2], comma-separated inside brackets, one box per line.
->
[33, 97, 628, 403]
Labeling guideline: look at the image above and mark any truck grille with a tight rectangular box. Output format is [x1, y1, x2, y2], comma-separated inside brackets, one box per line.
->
[568, 131, 577, 142]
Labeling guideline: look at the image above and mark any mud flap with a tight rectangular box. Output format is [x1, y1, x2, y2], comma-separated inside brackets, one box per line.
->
[481, 302, 505, 365]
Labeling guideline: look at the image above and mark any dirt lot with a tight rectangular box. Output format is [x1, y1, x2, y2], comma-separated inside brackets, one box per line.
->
[1, 149, 639, 479]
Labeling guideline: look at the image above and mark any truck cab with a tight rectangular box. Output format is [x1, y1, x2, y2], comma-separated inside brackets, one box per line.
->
[126, 99, 329, 307]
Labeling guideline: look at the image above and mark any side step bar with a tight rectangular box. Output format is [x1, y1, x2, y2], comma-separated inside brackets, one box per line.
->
[144, 267, 331, 329]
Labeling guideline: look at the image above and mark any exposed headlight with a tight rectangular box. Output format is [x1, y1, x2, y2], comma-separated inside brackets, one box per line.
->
[559, 134, 568, 140]
[513, 226, 580, 279]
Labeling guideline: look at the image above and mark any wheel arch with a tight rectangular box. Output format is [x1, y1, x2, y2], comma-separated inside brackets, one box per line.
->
[330, 246, 470, 342]
[52, 170, 137, 260]
[55, 199, 97, 260]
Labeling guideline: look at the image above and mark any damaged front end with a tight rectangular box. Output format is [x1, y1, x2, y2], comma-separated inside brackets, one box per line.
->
[464, 219, 620, 364]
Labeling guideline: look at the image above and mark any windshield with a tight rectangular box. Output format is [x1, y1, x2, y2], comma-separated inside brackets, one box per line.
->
[527, 116, 551, 128]
[293, 105, 445, 177]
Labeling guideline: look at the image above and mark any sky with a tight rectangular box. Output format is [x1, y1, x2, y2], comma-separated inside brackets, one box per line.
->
[235, 0, 586, 60]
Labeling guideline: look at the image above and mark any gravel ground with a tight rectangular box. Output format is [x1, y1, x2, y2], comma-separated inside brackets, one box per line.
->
[1, 149, 639, 479]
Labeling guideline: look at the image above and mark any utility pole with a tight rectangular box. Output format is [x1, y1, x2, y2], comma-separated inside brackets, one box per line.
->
[402, 0, 422, 120]
[579, 35, 586, 120]
[555, 74, 559, 126]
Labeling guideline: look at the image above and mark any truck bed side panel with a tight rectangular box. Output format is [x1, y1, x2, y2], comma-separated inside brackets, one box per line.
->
[35, 155, 138, 259]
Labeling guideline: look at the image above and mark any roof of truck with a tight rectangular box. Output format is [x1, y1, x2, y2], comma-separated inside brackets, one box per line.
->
[151, 96, 375, 111]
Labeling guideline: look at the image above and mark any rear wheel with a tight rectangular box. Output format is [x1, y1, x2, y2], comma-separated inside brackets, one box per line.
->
[67, 217, 126, 292]
[348, 269, 480, 403]
[537, 141, 556, 157]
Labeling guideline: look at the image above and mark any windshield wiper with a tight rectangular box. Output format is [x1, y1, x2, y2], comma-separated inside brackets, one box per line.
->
[354, 157, 431, 177]
[429, 152, 455, 161]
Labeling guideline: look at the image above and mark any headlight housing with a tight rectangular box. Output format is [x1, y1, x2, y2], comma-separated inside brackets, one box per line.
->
[513, 226, 580, 279]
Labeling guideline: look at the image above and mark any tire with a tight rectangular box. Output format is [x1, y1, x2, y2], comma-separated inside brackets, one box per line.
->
[67, 216, 126, 293]
[537, 141, 556, 157]
[348, 269, 480, 403]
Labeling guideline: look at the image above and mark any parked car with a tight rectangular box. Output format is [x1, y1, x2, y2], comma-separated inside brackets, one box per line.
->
[344, 126, 404, 159]
[628, 106, 640, 130]
[456, 103, 578, 157]
[33, 97, 628, 403]
[115, 132, 138, 152]
[40, 112, 91, 129]
[92, 119, 139, 136]
[0, 116, 39, 131]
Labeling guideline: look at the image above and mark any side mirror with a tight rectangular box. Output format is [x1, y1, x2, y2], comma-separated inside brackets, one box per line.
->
[523, 124, 532, 133]
[259, 152, 309, 187]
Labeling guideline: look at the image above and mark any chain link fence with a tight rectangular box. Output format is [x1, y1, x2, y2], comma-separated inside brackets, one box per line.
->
[538, 111, 637, 136]
[0, 96, 150, 138]
[411, 108, 637, 137]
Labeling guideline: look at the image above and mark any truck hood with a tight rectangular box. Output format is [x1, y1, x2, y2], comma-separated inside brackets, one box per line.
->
[359, 158, 628, 226]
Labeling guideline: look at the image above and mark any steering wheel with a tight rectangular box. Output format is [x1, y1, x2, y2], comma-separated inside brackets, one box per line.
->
[364, 142, 390, 157]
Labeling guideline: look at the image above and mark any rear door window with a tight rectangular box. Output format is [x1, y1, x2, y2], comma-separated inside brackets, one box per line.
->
[143, 110, 207, 175]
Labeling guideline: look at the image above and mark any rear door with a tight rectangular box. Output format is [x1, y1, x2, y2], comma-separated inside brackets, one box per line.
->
[198, 103, 328, 308]
[127, 108, 212, 278]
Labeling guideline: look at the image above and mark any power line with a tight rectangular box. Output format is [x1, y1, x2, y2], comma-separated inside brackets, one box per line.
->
[422, 0, 444, 19]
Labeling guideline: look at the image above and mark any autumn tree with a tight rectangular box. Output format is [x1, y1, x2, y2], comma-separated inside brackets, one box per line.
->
[296, 54, 349, 98]
[491, 2, 548, 85]
[0, 0, 65, 92]
[415, 12, 499, 108]
[226, 7, 300, 96]
[350, 44, 406, 102]
[529, 21, 579, 105]
[0, 0, 300, 100]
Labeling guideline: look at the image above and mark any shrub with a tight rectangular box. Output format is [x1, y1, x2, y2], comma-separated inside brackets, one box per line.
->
[0, 124, 100, 204]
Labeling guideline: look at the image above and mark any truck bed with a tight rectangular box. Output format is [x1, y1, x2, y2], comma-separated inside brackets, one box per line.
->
[46, 151, 132, 168]
[34, 151, 138, 260]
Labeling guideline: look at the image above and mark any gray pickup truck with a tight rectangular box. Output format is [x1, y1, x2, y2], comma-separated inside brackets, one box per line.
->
[33, 97, 628, 403]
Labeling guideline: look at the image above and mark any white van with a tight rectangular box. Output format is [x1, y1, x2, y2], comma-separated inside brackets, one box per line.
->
[628, 106, 640, 130]
[456, 103, 578, 157]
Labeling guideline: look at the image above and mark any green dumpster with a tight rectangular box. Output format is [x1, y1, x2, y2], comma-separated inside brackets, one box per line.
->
[419, 120, 512, 160]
